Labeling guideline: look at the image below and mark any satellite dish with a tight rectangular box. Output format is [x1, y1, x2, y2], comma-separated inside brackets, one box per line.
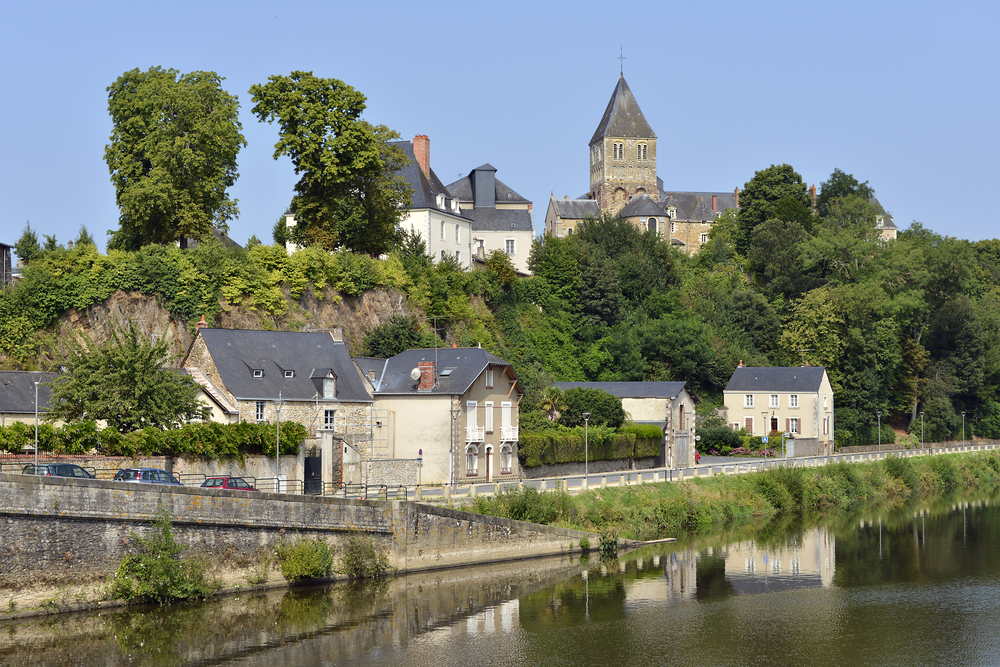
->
[410, 367, 421, 382]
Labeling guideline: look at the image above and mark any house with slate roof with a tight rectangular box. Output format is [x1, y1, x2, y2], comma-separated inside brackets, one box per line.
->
[0, 371, 57, 426]
[553, 381, 698, 468]
[181, 328, 376, 455]
[0, 242, 12, 287]
[446, 165, 535, 275]
[369, 347, 524, 485]
[723, 364, 834, 456]
[543, 195, 601, 238]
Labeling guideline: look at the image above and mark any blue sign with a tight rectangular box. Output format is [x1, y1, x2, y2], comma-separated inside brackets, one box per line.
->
[762, 436, 769, 443]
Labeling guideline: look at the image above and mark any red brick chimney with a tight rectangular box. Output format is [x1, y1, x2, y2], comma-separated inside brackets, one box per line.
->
[808, 184, 817, 208]
[413, 135, 430, 179]
[734, 187, 740, 208]
[712, 194, 717, 213]
[196, 314, 208, 330]
[417, 361, 435, 390]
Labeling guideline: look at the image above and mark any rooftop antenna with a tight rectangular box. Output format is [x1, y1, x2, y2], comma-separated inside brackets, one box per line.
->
[798, 348, 813, 366]
[618, 47, 625, 75]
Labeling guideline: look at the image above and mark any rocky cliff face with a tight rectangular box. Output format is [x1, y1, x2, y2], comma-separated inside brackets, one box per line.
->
[56, 287, 414, 361]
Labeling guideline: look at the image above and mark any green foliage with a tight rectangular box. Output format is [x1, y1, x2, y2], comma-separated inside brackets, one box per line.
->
[735, 164, 811, 254]
[598, 528, 620, 557]
[881, 455, 919, 490]
[696, 416, 743, 454]
[106, 505, 213, 604]
[362, 314, 436, 357]
[559, 387, 626, 428]
[517, 425, 652, 468]
[485, 249, 518, 287]
[337, 533, 390, 579]
[249, 71, 411, 254]
[817, 168, 875, 216]
[105, 67, 246, 250]
[14, 222, 41, 264]
[47, 324, 210, 433]
[276, 538, 334, 581]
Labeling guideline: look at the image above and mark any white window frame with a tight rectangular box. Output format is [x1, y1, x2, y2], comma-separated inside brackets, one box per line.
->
[324, 409, 335, 428]
[455, 223, 460, 243]
[500, 444, 513, 473]
[323, 375, 336, 399]
[744, 394, 754, 408]
[440, 221, 445, 240]
[486, 367, 494, 388]
[700, 233, 708, 244]
[505, 239, 515, 256]
[484, 401, 494, 434]
[253, 369, 263, 378]
[455, 250, 460, 263]
[769, 394, 779, 409]
[789, 418, 799, 434]
[466, 444, 479, 475]
[255, 401, 265, 422]
[789, 394, 799, 408]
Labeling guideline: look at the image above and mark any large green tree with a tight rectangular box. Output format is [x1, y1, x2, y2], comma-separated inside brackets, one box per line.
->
[249, 71, 412, 254]
[735, 164, 811, 254]
[47, 325, 209, 433]
[105, 67, 246, 251]
[817, 168, 875, 216]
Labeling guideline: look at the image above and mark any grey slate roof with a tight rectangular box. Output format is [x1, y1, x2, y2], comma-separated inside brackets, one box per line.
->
[619, 194, 665, 218]
[590, 75, 656, 144]
[376, 348, 520, 396]
[553, 381, 695, 402]
[463, 208, 534, 232]
[551, 197, 601, 220]
[869, 197, 897, 229]
[660, 191, 737, 221]
[446, 170, 531, 207]
[0, 371, 57, 414]
[724, 367, 827, 393]
[192, 329, 373, 403]
[391, 140, 467, 217]
[353, 357, 388, 390]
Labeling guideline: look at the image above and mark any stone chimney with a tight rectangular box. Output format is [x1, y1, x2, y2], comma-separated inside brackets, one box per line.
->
[712, 194, 717, 213]
[331, 327, 343, 342]
[417, 361, 436, 390]
[733, 187, 740, 209]
[737, 360, 744, 368]
[196, 314, 208, 330]
[413, 135, 430, 179]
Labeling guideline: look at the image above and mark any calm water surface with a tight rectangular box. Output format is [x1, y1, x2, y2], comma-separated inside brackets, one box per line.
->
[5, 493, 1000, 666]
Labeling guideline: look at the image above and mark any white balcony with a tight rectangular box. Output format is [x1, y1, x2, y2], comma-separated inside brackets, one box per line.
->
[466, 425, 485, 442]
[500, 425, 518, 442]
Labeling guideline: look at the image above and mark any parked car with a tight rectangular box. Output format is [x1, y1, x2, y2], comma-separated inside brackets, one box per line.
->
[22, 463, 96, 479]
[113, 468, 182, 485]
[201, 476, 260, 492]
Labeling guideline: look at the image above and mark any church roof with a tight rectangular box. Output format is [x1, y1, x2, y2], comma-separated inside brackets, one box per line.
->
[590, 75, 656, 144]
[619, 194, 664, 218]
[551, 197, 601, 220]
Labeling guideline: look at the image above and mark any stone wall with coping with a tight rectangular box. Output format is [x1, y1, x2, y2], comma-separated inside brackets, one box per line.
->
[365, 459, 419, 487]
[520, 456, 658, 479]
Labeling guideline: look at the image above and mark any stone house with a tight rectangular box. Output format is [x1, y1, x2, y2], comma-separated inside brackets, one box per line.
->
[553, 381, 698, 468]
[446, 164, 535, 275]
[180, 328, 375, 453]
[0, 371, 57, 426]
[369, 347, 524, 485]
[543, 195, 601, 238]
[723, 364, 834, 455]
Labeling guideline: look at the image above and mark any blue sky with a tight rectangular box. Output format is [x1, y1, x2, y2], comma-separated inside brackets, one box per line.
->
[3, 0, 997, 259]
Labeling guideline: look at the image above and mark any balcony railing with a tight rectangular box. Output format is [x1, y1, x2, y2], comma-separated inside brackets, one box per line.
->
[466, 425, 485, 442]
[500, 425, 518, 441]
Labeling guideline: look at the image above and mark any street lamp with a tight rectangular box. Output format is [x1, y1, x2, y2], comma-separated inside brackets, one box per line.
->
[962, 411, 967, 446]
[920, 412, 925, 450]
[582, 413, 591, 479]
[275, 391, 283, 491]
[825, 410, 832, 461]
[34, 381, 39, 467]
[876, 411, 882, 454]
[761, 412, 768, 436]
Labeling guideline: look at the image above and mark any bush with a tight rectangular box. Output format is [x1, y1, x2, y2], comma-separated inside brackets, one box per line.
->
[105, 505, 212, 604]
[338, 533, 390, 579]
[276, 538, 334, 581]
[881, 455, 919, 491]
[559, 388, 626, 429]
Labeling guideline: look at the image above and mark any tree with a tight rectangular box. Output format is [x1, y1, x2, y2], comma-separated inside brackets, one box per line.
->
[105, 67, 246, 251]
[735, 164, 811, 254]
[74, 225, 96, 248]
[47, 324, 209, 433]
[249, 71, 412, 254]
[537, 386, 565, 422]
[14, 222, 41, 265]
[559, 387, 626, 428]
[817, 168, 874, 216]
[485, 249, 517, 287]
[361, 315, 436, 358]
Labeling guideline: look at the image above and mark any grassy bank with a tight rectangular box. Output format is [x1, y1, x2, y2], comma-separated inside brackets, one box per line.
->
[471, 451, 1000, 541]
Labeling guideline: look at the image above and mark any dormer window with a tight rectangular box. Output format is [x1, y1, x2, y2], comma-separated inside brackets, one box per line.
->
[667, 208, 676, 219]
[284, 370, 294, 379]
[253, 369, 263, 378]
[323, 371, 337, 399]
[437, 193, 445, 209]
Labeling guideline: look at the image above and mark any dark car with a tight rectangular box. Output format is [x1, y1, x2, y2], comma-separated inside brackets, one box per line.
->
[22, 463, 96, 479]
[201, 476, 260, 492]
[113, 468, 182, 485]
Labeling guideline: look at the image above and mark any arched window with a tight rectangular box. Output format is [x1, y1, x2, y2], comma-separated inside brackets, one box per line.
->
[500, 444, 513, 473]
[466, 444, 479, 475]
[648, 218, 657, 232]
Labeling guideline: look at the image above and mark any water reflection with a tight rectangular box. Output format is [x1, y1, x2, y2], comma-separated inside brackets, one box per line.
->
[6, 492, 1000, 666]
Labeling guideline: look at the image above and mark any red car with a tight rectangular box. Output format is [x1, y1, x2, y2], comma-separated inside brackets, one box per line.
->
[201, 476, 260, 492]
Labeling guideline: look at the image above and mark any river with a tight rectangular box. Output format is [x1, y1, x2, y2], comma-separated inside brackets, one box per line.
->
[4, 492, 1000, 666]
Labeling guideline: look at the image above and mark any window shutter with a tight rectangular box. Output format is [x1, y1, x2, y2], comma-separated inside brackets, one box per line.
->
[785, 418, 790, 433]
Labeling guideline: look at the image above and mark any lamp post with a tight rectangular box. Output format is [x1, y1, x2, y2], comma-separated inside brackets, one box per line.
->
[582, 413, 591, 479]
[920, 412, 925, 450]
[962, 411, 967, 446]
[825, 410, 832, 462]
[876, 411, 882, 454]
[34, 381, 39, 467]
[450, 408, 461, 487]
[275, 391, 283, 492]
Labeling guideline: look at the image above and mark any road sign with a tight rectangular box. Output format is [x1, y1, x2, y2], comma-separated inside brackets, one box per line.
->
[762, 436, 768, 443]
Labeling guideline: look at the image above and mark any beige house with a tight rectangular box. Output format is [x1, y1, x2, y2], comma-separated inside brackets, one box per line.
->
[723, 364, 834, 455]
[553, 381, 698, 468]
[370, 348, 524, 485]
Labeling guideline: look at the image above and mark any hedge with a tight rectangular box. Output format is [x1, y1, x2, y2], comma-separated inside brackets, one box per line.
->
[518, 424, 662, 468]
[0, 420, 307, 461]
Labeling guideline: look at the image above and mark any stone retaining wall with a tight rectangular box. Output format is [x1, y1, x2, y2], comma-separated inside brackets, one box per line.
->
[519, 456, 658, 479]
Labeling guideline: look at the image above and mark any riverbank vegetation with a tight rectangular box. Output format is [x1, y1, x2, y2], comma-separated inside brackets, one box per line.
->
[471, 451, 1000, 542]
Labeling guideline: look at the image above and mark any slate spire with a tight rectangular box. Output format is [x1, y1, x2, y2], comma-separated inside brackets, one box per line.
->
[590, 75, 656, 145]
